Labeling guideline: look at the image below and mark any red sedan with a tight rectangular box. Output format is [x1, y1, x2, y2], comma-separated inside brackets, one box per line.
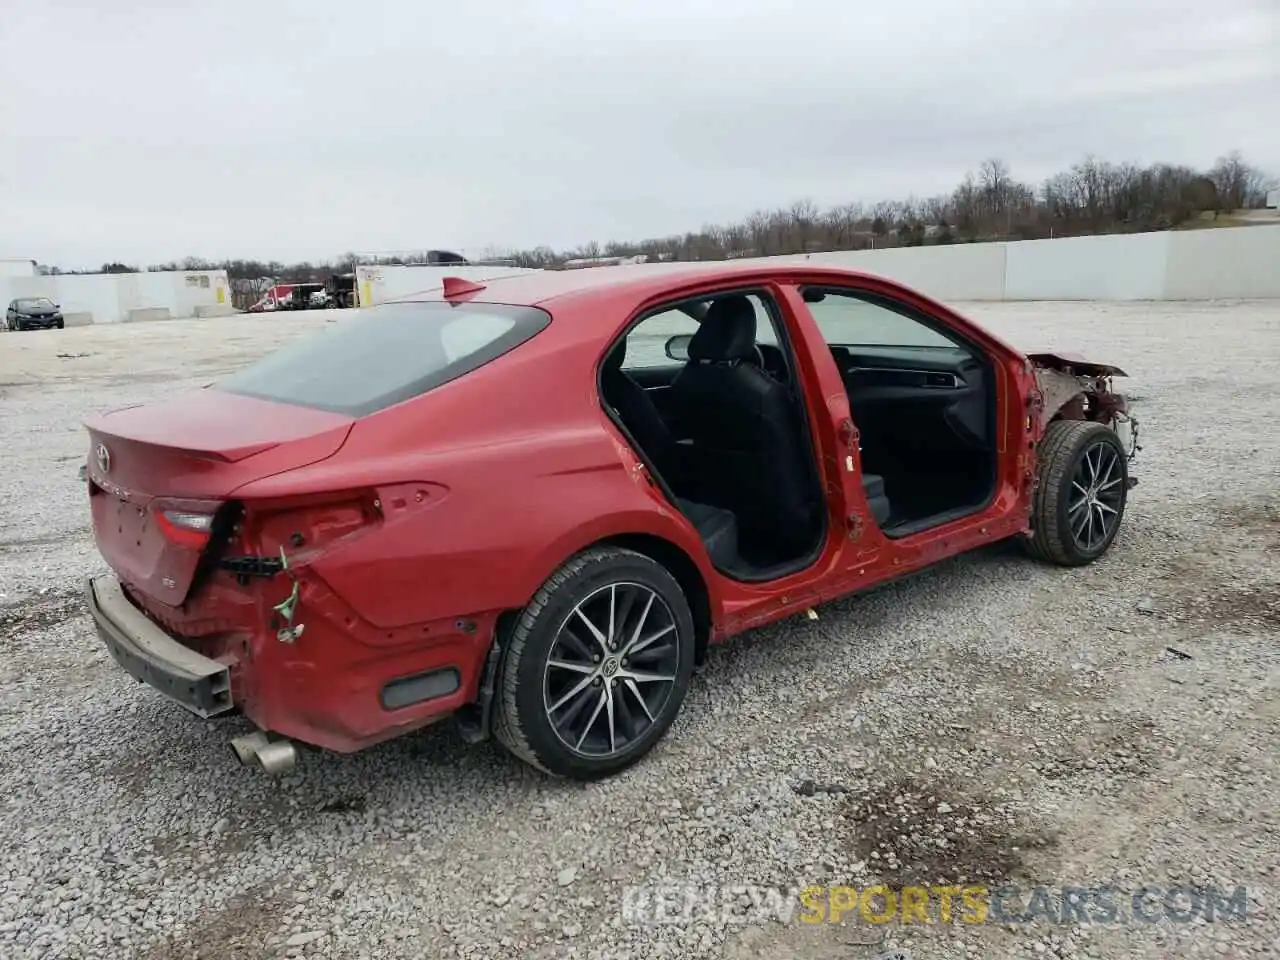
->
[82, 264, 1140, 779]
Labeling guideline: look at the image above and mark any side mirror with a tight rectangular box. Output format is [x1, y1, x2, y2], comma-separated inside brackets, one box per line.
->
[664, 334, 693, 362]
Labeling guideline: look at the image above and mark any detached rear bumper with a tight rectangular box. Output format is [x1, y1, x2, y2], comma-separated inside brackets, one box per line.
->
[85, 575, 233, 718]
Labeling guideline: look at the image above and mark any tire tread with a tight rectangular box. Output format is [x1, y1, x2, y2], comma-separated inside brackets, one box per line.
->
[1026, 419, 1125, 566]
[493, 545, 660, 776]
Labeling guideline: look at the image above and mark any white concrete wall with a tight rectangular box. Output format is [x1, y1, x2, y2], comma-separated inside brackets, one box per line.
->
[0, 269, 232, 324]
[349, 228, 1278, 304]
[743, 224, 1280, 301]
[1003, 232, 1170, 301]
[356, 264, 540, 306]
[774, 242, 1009, 300]
[1162, 226, 1280, 300]
[5, 227, 1272, 326]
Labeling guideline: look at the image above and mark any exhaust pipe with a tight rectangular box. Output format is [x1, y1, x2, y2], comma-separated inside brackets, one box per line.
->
[229, 731, 299, 774]
[230, 731, 271, 766]
[255, 739, 299, 775]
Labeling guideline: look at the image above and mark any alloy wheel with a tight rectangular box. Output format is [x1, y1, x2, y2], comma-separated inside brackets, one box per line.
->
[1067, 439, 1125, 552]
[542, 582, 680, 758]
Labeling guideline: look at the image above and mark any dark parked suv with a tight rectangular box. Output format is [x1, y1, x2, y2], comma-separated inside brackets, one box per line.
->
[6, 297, 65, 331]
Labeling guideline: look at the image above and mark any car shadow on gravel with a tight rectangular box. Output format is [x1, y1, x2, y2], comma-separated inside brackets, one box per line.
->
[689, 540, 1023, 673]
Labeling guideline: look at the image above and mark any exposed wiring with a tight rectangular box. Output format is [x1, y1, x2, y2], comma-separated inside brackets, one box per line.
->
[272, 547, 305, 643]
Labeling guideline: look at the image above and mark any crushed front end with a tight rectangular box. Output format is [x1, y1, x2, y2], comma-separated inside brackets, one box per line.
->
[1027, 351, 1141, 471]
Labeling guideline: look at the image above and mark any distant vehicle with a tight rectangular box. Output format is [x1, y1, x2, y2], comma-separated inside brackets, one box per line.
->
[326, 272, 357, 308]
[248, 284, 295, 312]
[5, 297, 64, 331]
[249, 277, 358, 312]
[275, 283, 327, 311]
[81, 264, 1141, 781]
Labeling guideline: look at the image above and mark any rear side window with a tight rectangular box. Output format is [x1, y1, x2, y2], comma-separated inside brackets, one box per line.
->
[217, 301, 550, 416]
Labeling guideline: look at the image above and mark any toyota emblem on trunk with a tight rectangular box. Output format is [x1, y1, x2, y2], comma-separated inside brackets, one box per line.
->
[95, 443, 111, 474]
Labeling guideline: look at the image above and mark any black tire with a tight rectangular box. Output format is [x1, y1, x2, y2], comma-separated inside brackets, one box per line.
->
[10, 320, 21, 332]
[55, 320, 64, 330]
[493, 546, 695, 780]
[1025, 420, 1129, 566]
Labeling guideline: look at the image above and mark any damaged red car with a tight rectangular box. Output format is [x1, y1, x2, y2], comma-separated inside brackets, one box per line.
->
[82, 264, 1140, 780]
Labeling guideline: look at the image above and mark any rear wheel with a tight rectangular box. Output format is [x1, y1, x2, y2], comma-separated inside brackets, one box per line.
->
[1025, 420, 1129, 566]
[493, 546, 695, 779]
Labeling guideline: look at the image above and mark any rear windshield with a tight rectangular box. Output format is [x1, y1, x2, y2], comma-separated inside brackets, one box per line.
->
[217, 300, 550, 416]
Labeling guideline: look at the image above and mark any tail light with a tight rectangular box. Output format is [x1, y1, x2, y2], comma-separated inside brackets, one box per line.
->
[156, 508, 216, 549]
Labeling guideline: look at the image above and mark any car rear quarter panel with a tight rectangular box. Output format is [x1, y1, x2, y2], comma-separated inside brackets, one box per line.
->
[233, 320, 715, 632]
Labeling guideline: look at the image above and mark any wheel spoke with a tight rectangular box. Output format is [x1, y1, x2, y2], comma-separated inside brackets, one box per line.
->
[552, 683, 597, 732]
[1094, 500, 1118, 516]
[628, 641, 677, 666]
[575, 688, 609, 750]
[620, 669, 676, 684]
[613, 683, 640, 739]
[1092, 503, 1109, 547]
[574, 605, 611, 655]
[1071, 503, 1091, 539]
[548, 674, 596, 714]
[604, 682, 618, 753]
[627, 591, 656, 650]
[548, 659, 595, 675]
[1086, 447, 1101, 485]
[1096, 449, 1117, 489]
[627, 623, 674, 658]
[623, 678, 655, 722]
[606, 584, 618, 651]
[557, 626, 596, 663]
[614, 586, 639, 649]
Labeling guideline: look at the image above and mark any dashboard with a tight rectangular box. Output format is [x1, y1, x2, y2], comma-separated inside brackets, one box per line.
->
[828, 344, 991, 450]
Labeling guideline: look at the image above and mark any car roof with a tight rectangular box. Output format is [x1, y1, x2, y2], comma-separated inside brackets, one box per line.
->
[389, 261, 887, 311]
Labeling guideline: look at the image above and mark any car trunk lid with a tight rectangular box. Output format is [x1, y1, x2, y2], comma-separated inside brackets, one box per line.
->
[85, 389, 354, 606]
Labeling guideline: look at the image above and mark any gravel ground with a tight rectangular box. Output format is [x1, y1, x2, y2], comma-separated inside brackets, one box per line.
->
[0, 301, 1277, 960]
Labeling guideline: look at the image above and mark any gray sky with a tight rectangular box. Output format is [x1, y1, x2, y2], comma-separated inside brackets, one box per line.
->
[2, 0, 1276, 269]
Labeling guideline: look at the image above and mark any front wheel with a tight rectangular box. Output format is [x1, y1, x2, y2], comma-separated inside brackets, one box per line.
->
[1025, 420, 1129, 566]
[494, 546, 695, 780]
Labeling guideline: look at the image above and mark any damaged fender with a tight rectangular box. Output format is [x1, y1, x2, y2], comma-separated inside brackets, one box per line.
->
[1028, 351, 1140, 461]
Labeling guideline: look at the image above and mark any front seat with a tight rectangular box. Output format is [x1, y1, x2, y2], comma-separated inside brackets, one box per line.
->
[667, 296, 820, 555]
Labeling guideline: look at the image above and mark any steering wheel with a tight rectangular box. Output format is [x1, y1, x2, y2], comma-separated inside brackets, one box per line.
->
[752, 344, 766, 368]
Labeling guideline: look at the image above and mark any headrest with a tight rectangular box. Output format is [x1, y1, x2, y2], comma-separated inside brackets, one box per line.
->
[687, 296, 757, 363]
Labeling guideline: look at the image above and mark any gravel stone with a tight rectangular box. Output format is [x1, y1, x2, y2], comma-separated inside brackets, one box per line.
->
[0, 301, 1277, 960]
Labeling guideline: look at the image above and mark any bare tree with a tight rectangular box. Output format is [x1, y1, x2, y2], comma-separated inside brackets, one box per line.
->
[101, 149, 1277, 278]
